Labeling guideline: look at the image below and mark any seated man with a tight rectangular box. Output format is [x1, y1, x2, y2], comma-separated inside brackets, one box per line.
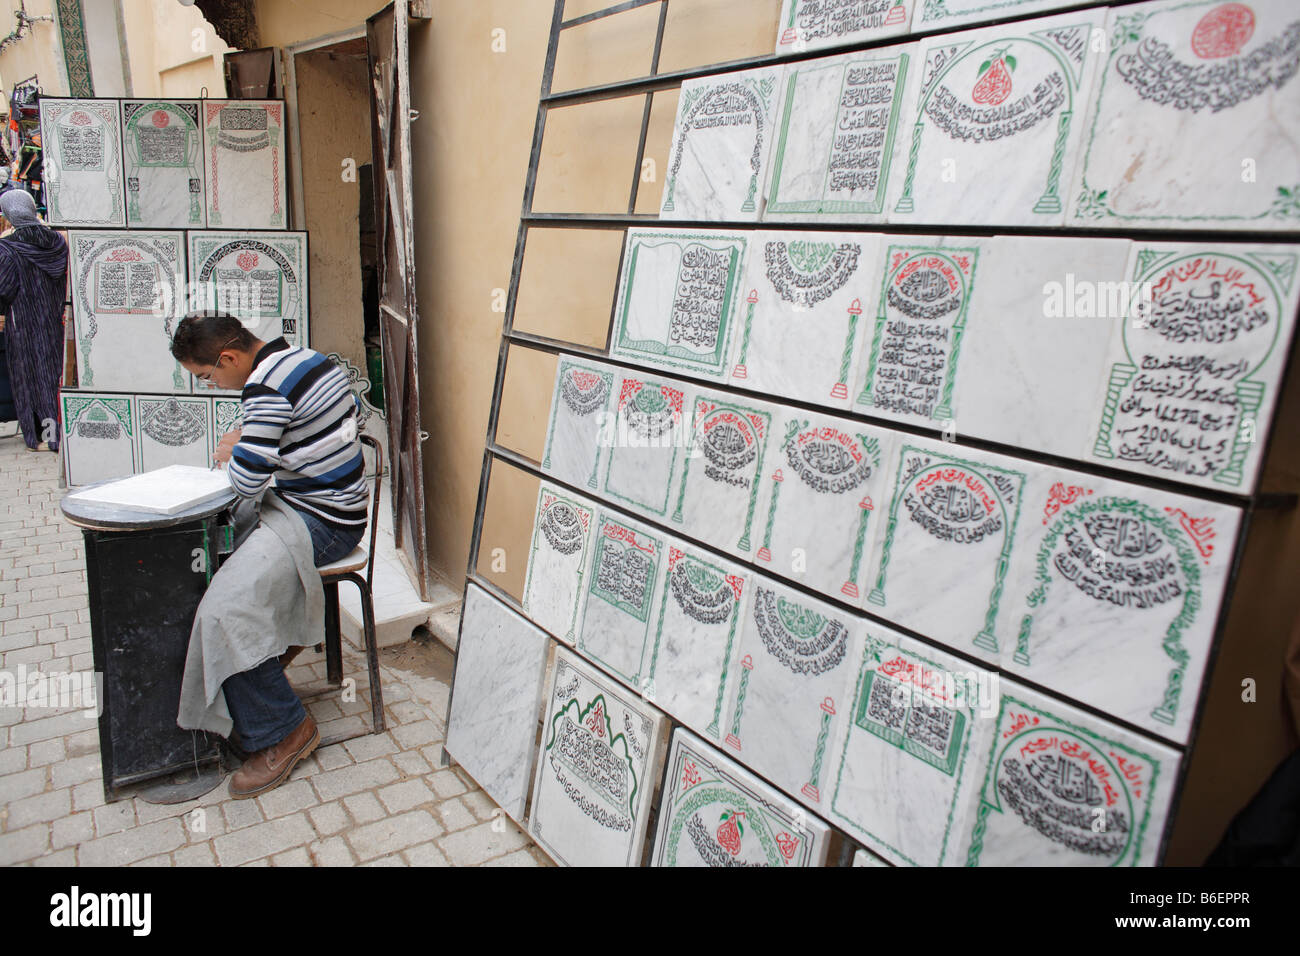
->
[171, 311, 368, 798]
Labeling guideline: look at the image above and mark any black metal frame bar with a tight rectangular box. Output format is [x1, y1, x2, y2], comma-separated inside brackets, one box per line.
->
[450, 0, 1300, 865]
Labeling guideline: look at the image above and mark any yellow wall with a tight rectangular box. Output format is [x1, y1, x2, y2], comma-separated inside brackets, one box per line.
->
[121, 0, 229, 99]
[0, 0, 65, 96]
[254, 0, 388, 48]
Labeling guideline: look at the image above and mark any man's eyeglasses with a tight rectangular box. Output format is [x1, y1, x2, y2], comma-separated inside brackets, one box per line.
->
[196, 337, 239, 384]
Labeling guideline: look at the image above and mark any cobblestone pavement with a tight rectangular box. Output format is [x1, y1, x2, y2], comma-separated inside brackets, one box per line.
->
[0, 431, 549, 867]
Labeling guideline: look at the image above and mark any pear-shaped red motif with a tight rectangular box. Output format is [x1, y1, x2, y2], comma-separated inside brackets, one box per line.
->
[1191, 3, 1255, 59]
[972, 58, 1013, 106]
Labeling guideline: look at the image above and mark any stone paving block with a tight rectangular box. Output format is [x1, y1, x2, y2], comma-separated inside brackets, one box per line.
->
[32, 847, 77, 867]
[459, 788, 499, 822]
[213, 814, 315, 867]
[1, 766, 51, 802]
[134, 799, 191, 825]
[361, 854, 406, 866]
[129, 853, 174, 867]
[4, 645, 53, 666]
[377, 778, 433, 814]
[317, 715, 366, 739]
[309, 757, 398, 803]
[344, 792, 385, 824]
[308, 836, 354, 867]
[257, 778, 318, 820]
[434, 797, 477, 833]
[174, 843, 217, 867]
[403, 841, 451, 867]
[428, 769, 467, 801]
[272, 847, 313, 867]
[80, 819, 186, 867]
[222, 799, 264, 832]
[388, 700, 428, 724]
[392, 751, 430, 777]
[72, 781, 102, 812]
[10, 710, 89, 745]
[482, 849, 543, 867]
[392, 719, 441, 749]
[62, 731, 99, 759]
[0, 823, 50, 866]
[51, 810, 93, 850]
[0, 745, 25, 775]
[437, 819, 529, 867]
[308, 801, 348, 837]
[346, 810, 441, 862]
[48, 753, 102, 789]
[341, 732, 398, 763]
[7, 786, 70, 829]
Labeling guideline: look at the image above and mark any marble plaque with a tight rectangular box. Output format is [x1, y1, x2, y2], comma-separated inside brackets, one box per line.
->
[69, 231, 188, 395]
[212, 398, 244, 440]
[137, 396, 212, 471]
[914, 0, 1083, 31]
[187, 231, 309, 361]
[775, 0, 913, 53]
[730, 232, 882, 407]
[853, 847, 892, 866]
[652, 729, 832, 867]
[660, 66, 783, 222]
[611, 230, 748, 382]
[887, 9, 1107, 226]
[121, 100, 205, 228]
[202, 100, 287, 229]
[851, 239, 982, 427]
[528, 647, 667, 867]
[446, 584, 551, 822]
[1087, 242, 1300, 492]
[643, 542, 750, 743]
[40, 98, 125, 227]
[522, 483, 598, 645]
[670, 387, 774, 560]
[1004, 470, 1241, 743]
[753, 408, 893, 603]
[540, 355, 619, 492]
[945, 680, 1181, 866]
[830, 626, 998, 866]
[1070, 0, 1300, 230]
[764, 48, 913, 221]
[62, 393, 136, 487]
[719, 575, 864, 812]
[866, 438, 1027, 660]
[950, 235, 1133, 457]
[577, 509, 665, 691]
[602, 375, 690, 519]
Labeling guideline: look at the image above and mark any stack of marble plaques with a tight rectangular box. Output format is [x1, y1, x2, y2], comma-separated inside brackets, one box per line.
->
[658, 0, 1300, 232]
[40, 97, 289, 230]
[610, 228, 1300, 496]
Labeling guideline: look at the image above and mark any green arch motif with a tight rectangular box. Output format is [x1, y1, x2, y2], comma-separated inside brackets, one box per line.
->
[968, 725, 1140, 867]
[776, 596, 828, 640]
[543, 692, 638, 819]
[664, 786, 783, 867]
[896, 34, 1079, 215]
[1021, 496, 1201, 727]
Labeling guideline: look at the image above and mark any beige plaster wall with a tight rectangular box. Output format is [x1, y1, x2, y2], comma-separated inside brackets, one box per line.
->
[121, 0, 227, 99]
[0, 0, 65, 96]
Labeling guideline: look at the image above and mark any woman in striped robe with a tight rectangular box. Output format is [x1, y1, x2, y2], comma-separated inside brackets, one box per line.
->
[0, 189, 67, 451]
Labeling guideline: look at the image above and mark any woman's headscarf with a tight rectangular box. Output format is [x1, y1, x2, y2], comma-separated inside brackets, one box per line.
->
[1, 189, 58, 248]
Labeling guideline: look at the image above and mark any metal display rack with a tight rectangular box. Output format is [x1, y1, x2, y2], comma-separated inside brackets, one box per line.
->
[450, 0, 1300, 866]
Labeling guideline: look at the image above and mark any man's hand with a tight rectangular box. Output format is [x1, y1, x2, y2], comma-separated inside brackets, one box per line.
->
[213, 428, 242, 466]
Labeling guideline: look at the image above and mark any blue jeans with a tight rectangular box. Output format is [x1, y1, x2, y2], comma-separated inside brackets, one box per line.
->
[222, 503, 366, 751]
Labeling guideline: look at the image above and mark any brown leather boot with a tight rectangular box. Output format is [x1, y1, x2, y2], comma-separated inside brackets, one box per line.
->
[228, 715, 320, 799]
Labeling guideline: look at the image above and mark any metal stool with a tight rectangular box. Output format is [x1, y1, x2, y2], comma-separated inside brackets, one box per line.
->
[299, 433, 386, 744]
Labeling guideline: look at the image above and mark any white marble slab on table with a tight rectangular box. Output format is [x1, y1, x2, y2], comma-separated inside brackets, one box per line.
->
[66, 464, 231, 515]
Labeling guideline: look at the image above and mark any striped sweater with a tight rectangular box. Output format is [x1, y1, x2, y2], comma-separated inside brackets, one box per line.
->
[229, 339, 368, 529]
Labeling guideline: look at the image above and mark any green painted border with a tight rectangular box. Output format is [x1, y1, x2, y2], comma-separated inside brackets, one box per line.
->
[56, 0, 94, 97]
[603, 377, 684, 517]
[577, 515, 663, 687]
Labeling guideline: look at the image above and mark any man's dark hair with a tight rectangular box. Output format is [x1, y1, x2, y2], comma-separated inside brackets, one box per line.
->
[170, 311, 257, 364]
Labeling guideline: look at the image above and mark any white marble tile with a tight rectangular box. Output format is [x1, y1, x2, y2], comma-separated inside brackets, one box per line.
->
[40, 98, 125, 227]
[186, 231, 309, 364]
[68, 231, 188, 395]
[602, 374, 692, 521]
[539, 355, 619, 492]
[642, 541, 750, 744]
[944, 679, 1181, 865]
[576, 509, 666, 692]
[775, 0, 914, 54]
[651, 728, 832, 867]
[764, 47, 914, 222]
[829, 624, 999, 866]
[522, 483, 598, 645]
[1069, 0, 1300, 231]
[528, 647, 667, 867]
[865, 436, 1033, 662]
[66, 464, 231, 515]
[886, 8, 1108, 226]
[61, 393, 137, 487]
[950, 235, 1133, 457]
[446, 584, 551, 823]
[1084, 242, 1300, 493]
[914, 0, 1083, 31]
[751, 407, 895, 604]
[201, 100, 288, 229]
[718, 575, 864, 814]
[121, 100, 206, 228]
[669, 386, 776, 561]
[660, 66, 784, 222]
[730, 231, 882, 408]
[1000, 467, 1242, 744]
[610, 229, 749, 383]
[853, 847, 892, 866]
[849, 237, 984, 428]
[136, 395, 212, 471]
[212, 398, 244, 439]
